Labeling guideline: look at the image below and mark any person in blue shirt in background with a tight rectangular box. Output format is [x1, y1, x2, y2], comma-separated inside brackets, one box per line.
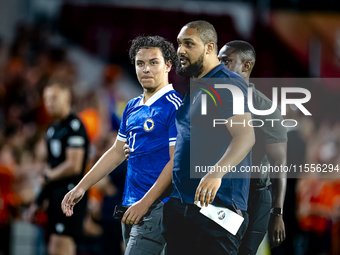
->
[61, 35, 181, 255]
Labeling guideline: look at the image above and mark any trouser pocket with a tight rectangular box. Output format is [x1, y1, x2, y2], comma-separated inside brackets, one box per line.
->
[125, 236, 165, 255]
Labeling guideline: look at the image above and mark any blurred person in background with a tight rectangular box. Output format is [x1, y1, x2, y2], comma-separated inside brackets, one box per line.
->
[0, 137, 22, 255]
[62, 35, 181, 255]
[218, 41, 287, 254]
[296, 118, 340, 255]
[0, 127, 47, 255]
[27, 77, 89, 255]
[0, 22, 127, 255]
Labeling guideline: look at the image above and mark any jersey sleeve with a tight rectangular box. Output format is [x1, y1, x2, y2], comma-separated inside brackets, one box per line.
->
[168, 93, 181, 146]
[117, 103, 129, 142]
[66, 118, 88, 149]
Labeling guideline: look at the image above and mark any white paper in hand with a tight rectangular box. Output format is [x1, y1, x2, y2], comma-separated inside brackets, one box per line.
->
[196, 203, 244, 235]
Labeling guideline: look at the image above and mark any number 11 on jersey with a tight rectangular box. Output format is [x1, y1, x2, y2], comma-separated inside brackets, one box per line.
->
[128, 132, 136, 152]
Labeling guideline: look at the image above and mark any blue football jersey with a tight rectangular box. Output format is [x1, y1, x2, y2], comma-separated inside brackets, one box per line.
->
[117, 84, 182, 206]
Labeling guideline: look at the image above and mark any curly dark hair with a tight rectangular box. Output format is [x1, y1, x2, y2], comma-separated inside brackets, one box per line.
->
[129, 36, 178, 68]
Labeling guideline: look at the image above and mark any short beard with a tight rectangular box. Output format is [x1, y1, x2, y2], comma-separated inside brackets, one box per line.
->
[176, 53, 204, 78]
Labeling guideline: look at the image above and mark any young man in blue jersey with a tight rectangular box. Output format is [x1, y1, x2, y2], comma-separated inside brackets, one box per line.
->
[61, 36, 181, 255]
[218, 41, 287, 255]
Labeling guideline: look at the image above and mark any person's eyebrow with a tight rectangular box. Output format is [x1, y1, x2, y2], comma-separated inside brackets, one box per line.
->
[149, 58, 160, 61]
[177, 38, 195, 43]
[182, 38, 195, 42]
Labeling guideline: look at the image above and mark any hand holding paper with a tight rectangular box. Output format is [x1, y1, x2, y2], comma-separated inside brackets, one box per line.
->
[195, 202, 244, 236]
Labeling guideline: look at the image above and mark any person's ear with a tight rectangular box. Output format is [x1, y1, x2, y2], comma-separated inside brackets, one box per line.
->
[205, 42, 215, 55]
[242, 61, 252, 73]
[165, 60, 172, 73]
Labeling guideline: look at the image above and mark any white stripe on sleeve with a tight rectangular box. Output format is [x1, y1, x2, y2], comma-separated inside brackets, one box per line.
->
[166, 95, 178, 110]
[169, 94, 181, 107]
[117, 136, 127, 142]
[172, 93, 182, 103]
[118, 132, 126, 138]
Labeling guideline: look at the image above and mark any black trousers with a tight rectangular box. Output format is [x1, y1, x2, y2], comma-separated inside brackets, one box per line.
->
[47, 186, 87, 242]
[162, 198, 249, 255]
[238, 188, 272, 255]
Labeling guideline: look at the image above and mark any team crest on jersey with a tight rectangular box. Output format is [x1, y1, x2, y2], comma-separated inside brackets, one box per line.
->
[143, 118, 155, 132]
[50, 139, 62, 158]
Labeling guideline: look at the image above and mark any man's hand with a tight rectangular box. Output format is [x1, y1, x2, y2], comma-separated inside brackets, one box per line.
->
[194, 172, 222, 207]
[121, 199, 150, 225]
[123, 143, 130, 160]
[61, 186, 85, 217]
[268, 214, 285, 248]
